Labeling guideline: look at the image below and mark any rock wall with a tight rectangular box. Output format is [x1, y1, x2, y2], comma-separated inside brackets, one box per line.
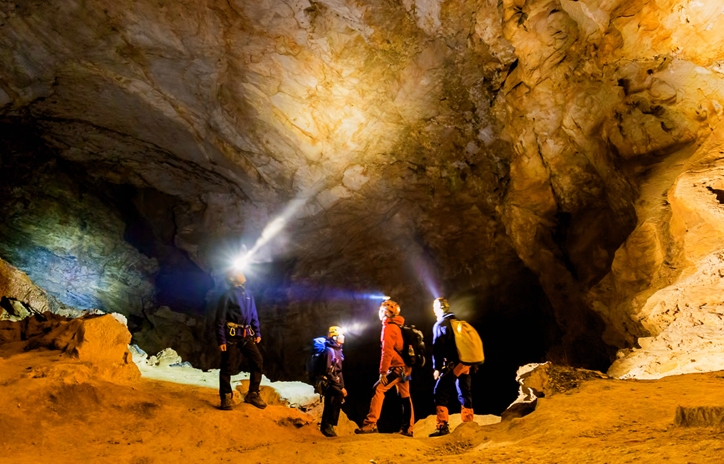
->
[1, 0, 724, 381]
[0, 128, 158, 314]
[1, 0, 555, 381]
[494, 0, 724, 375]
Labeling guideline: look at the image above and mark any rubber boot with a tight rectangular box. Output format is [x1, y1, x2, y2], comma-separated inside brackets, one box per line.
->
[219, 393, 233, 411]
[429, 422, 450, 437]
[461, 406, 474, 422]
[429, 405, 450, 437]
[244, 391, 267, 409]
[354, 423, 378, 434]
[321, 424, 337, 437]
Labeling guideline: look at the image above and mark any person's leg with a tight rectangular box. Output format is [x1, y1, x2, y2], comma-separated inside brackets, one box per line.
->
[397, 367, 414, 433]
[240, 338, 264, 393]
[430, 369, 456, 436]
[219, 343, 238, 409]
[321, 385, 344, 438]
[219, 344, 237, 398]
[433, 369, 456, 423]
[358, 370, 402, 430]
[238, 338, 266, 409]
[456, 372, 474, 422]
[322, 385, 344, 426]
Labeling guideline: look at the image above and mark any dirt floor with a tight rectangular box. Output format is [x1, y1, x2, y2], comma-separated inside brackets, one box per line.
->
[1, 340, 723, 464]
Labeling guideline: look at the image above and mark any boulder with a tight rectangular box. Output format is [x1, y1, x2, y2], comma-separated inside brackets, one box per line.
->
[27, 314, 140, 382]
[503, 362, 608, 420]
[0, 257, 52, 316]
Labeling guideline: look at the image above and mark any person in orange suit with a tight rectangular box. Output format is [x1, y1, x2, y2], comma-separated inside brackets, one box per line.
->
[354, 299, 414, 436]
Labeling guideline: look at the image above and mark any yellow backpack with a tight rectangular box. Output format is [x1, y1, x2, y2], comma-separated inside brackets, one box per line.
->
[450, 319, 485, 364]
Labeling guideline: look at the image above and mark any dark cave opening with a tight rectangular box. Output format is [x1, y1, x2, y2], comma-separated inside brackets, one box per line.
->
[118, 187, 215, 317]
[707, 186, 724, 205]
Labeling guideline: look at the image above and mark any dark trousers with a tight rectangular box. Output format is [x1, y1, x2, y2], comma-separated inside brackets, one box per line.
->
[321, 385, 344, 427]
[400, 396, 413, 431]
[219, 337, 263, 398]
[433, 368, 472, 409]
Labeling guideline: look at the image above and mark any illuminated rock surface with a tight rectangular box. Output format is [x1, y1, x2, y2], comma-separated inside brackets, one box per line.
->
[2, 0, 724, 413]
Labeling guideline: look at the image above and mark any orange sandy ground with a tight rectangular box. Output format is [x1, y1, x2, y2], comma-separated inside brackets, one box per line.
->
[1, 342, 723, 464]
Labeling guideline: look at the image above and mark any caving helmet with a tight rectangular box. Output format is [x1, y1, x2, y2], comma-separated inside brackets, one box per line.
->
[433, 297, 450, 313]
[379, 300, 401, 318]
[328, 326, 344, 338]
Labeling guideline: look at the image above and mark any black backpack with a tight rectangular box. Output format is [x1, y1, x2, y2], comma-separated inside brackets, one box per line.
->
[306, 336, 328, 384]
[392, 323, 426, 368]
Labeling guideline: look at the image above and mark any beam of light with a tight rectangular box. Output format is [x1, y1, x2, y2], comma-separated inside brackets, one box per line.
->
[412, 254, 441, 299]
[245, 198, 305, 260]
[283, 284, 391, 302]
[227, 196, 311, 274]
[338, 321, 369, 336]
[447, 295, 477, 321]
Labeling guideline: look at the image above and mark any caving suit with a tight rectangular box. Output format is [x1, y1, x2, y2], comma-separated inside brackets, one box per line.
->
[215, 284, 264, 400]
[321, 338, 345, 429]
[361, 315, 414, 432]
[432, 312, 474, 425]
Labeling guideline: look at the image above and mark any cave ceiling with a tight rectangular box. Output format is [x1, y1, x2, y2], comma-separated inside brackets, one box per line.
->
[2, 0, 724, 376]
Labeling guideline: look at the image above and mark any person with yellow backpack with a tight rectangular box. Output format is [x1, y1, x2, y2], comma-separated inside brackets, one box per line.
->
[429, 297, 485, 437]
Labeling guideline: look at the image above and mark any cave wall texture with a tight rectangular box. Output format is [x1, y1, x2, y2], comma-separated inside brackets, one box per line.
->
[2, 0, 724, 398]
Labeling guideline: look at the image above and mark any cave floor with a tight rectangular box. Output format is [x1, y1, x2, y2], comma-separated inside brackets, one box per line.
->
[1, 342, 723, 464]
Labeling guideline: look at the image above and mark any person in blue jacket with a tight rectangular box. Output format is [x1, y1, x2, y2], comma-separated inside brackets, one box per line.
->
[216, 271, 266, 410]
[430, 297, 474, 436]
[320, 326, 347, 437]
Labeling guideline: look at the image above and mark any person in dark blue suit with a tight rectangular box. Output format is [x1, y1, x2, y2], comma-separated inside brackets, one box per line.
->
[319, 326, 347, 437]
[216, 271, 266, 410]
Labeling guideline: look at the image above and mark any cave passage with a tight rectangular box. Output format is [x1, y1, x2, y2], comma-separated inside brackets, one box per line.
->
[0, 123, 589, 425]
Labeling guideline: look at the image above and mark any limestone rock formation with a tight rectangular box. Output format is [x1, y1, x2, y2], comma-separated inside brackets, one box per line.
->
[503, 361, 608, 419]
[30, 314, 141, 382]
[0, 137, 159, 315]
[1, 0, 724, 390]
[0, 257, 53, 317]
[0, 312, 140, 382]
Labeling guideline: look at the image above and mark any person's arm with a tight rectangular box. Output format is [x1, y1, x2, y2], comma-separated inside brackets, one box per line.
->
[443, 318, 456, 362]
[325, 349, 342, 388]
[379, 324, 395, 374]
[432, 322, 443, 371]
[249, 294, 261, 339]
[216, 293, 228, 347]
[324, 347, 334, 377]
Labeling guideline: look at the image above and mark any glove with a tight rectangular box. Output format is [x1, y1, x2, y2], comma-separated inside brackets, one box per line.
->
[379, 373, 388, 386]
